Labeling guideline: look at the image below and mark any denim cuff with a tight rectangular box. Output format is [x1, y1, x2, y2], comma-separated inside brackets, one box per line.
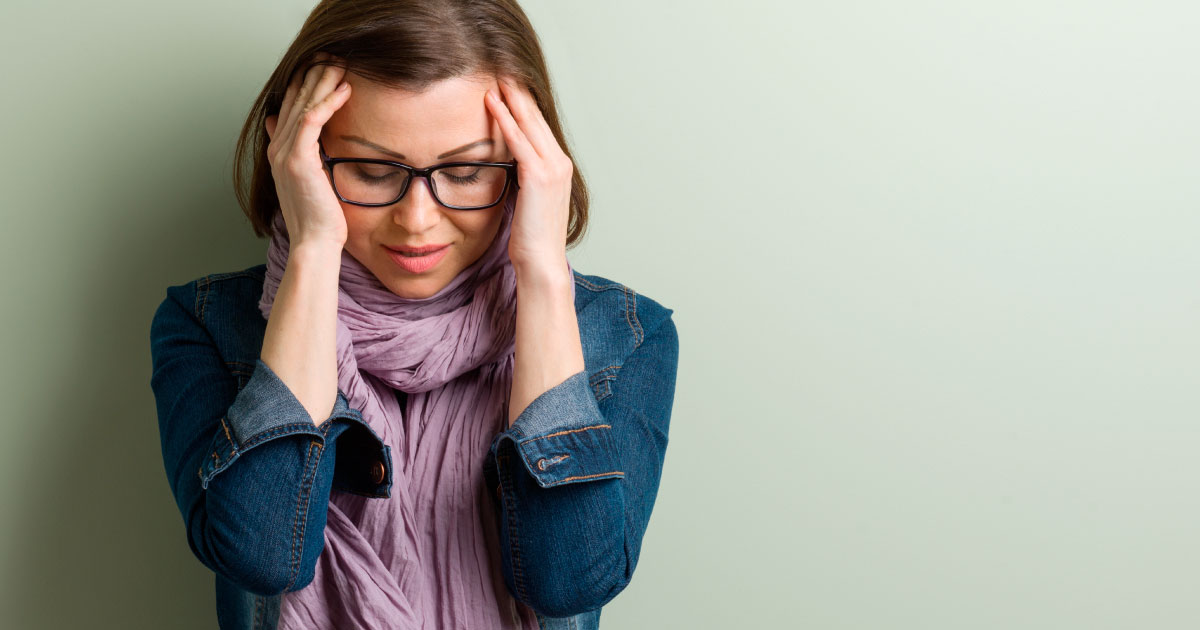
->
[226, 359, 341, 442]
[485, 369, 626, 489]
[198, 358, 392, 497]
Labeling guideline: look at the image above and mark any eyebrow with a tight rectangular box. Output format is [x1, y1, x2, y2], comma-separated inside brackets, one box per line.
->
[338, 135, 494, 160]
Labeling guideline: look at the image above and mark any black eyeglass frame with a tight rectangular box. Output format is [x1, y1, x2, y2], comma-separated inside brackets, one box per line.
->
[318, 139, 518, 210]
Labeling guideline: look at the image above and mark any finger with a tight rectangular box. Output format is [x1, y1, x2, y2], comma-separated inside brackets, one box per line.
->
[496, 76, 557, 159]
[269, 74, 301, 162]
[290, 62, 347, 146]
[292, 77, 351, 155]
[280, 60, 334, 149]
[266, 114, 277, 140]
[274, 64, 307, 146]
[485, 85, 539, 167]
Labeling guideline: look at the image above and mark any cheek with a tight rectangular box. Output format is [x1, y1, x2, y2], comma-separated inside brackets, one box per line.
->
[342, 207, 376, 243]
[456, 212, 503, 259]
[469, 207, 505, 239]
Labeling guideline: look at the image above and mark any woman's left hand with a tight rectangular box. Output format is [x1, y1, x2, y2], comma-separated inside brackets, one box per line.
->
[484, 75, 574, 273]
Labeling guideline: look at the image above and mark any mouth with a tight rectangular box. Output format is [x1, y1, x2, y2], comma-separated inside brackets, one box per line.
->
[383, 243, 451, 273]
[384, 243, 452, 256]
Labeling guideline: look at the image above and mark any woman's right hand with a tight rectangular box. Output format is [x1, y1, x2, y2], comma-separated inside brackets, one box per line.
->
[264, 52, 353, 250]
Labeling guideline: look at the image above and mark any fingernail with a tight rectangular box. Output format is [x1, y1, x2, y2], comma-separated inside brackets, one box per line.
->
[337, 81, 349, 91]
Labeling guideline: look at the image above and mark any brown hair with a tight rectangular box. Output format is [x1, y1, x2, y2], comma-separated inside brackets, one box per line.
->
[232, 0, 589, 248]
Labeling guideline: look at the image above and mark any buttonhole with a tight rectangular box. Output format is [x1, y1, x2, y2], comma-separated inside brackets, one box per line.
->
[537, 455, 570, 471]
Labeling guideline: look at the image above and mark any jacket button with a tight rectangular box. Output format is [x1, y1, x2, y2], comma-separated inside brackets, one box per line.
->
[369, 460, 386, 485]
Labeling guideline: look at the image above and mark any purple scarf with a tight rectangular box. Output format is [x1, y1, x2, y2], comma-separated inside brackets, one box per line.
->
[258, 188, 573, 629]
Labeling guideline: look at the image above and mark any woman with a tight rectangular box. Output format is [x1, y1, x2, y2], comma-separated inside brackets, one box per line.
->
[149, 1, 680, 629]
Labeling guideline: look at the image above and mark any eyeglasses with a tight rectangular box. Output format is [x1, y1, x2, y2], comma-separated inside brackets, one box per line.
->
[318, 139, 517, 210]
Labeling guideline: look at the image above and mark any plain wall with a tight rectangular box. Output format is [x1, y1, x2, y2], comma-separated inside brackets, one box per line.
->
[1, 1, 1197, 628]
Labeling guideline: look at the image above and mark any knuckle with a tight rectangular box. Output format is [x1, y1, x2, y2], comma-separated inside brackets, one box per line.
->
[300, 109, 322, 126]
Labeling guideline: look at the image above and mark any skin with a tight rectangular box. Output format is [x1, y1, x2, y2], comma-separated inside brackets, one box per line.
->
[261, 54, 584, 427]
[320, 73, 512, 299]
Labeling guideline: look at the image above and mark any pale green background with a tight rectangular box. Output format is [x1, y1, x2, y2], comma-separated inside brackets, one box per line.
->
[1, 1, 1197, 628]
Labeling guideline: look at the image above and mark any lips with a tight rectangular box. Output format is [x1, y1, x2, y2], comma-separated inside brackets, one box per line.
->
[385, 243, 451, 256]
[383, 243, 451, 273]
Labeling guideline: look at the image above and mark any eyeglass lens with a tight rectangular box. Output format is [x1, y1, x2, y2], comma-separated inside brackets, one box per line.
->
[331, 162, 508, 208]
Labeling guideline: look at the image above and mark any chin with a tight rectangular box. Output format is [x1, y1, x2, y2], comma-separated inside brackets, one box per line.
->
[379, 268, 451, 299]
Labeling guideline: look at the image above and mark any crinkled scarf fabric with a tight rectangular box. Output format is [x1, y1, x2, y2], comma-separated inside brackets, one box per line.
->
[258, 190, 571, 629]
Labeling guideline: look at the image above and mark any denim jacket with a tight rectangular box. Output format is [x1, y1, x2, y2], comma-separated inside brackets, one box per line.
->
[148, 262, 680, 630]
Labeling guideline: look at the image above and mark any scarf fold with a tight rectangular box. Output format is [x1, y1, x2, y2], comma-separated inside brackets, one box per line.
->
[257, 188, 573, 629]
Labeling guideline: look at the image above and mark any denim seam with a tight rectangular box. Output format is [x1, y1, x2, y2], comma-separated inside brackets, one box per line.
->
[192, 276, 204, 320]
[314, 411, 364, 435]
[238, 423, 324, 450]
[589, 366, 620, 401]
[252, 592, 264, 630]
[226, 360, 255, 378]
[590, 364, 621, 378]
[197, 276, 213, 325]
[286, 439, 323, 591]
[553, 471, 625, 484]
[219, 417, 236, 450]
[573, 274, 622, 292]
[498, 452, 528, 603]
[518, 424, 611, 446]
[195, 270, 261, 325]
[197, 417, 241, 485]
[228, 369, 253, 383]
[623, 285, 644, 347]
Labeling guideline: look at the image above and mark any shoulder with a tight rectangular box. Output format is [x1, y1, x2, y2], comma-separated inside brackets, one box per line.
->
[571, 269, 677, 392]
[572, 268, 675, 344]
[160, 263, 267, 322]
[154, 263, 269, 366]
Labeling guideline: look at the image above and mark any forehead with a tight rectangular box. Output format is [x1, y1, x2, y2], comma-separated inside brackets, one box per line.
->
[326, 73, 502, 158]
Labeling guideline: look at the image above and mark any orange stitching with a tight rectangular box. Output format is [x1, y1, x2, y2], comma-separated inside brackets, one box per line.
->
[590, 366, 620, 399]
[574, 275, 612, 291]
[519, 424, 611, 445]
[558, 471, 625, 483]
[220, 417, 234, 447]
[287, 440, 321, 591]
[591, 365, 621, 378]
[625, 285, 643, 346]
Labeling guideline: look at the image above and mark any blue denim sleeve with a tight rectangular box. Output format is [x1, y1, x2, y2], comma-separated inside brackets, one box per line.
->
[483, 311, 680, 618]
[150, 283, 393, 597]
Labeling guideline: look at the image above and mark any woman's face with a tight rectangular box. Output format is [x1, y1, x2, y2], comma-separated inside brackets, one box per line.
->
[320, 72, 511, 299]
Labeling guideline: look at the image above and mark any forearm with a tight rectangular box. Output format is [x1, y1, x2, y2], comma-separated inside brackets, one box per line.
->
[259, 240, 344, 425]
[508, 256, 583, 427]
[485, 306, 680, 616]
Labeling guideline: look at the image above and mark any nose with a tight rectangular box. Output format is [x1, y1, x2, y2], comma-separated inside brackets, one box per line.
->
[392, 175, 443, 232]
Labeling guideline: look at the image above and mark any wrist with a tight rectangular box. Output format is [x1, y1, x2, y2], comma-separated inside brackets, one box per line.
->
[513, 256, 572, 291]
[287, 240, 345, 276]
[289, 238, 345, 261]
